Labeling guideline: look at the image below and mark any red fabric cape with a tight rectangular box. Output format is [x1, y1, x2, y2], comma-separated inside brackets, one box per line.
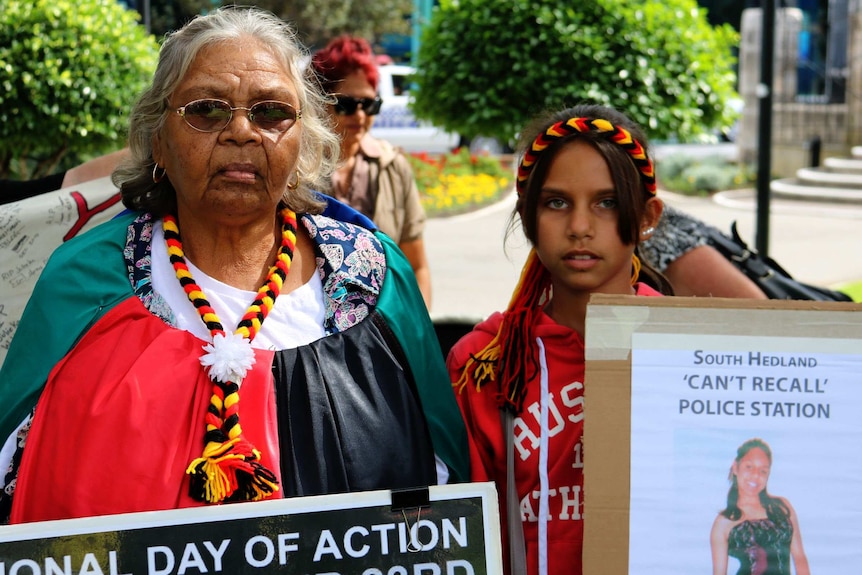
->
[11, 297, 281, 523]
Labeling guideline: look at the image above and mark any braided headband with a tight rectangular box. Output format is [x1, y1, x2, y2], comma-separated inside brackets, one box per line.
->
[516, 117, 657, 197]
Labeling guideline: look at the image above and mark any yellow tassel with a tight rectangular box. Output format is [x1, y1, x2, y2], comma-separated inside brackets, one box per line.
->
[188, 456, 231, 503]
[453, 249, 541, 397]
[454, 338, 502, 394]
[186, 437, 281, 504]
[249, 472, 279, 501]
[186, 438, 244, 503]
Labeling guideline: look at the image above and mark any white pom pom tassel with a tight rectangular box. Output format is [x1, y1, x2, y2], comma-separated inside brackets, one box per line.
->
[200, 332, 256, 384]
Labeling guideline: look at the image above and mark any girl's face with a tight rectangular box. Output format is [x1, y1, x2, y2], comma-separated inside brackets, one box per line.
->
[533, 140, 659, 298]
[733, 447, 771, 497]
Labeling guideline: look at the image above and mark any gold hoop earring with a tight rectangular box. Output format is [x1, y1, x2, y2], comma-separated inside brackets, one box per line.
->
[152, 164, 167, 183]
[286, 171, 300, 191]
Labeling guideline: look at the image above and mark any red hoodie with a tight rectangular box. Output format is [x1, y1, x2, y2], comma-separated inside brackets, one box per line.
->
[447, 284, 661, 575]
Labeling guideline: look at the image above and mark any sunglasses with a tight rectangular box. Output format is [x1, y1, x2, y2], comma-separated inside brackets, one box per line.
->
[175, 98, 301, 133]
[333, 95, 383, 116]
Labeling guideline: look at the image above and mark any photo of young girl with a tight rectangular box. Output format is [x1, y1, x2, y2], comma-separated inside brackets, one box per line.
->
[711, 438, 810, 575]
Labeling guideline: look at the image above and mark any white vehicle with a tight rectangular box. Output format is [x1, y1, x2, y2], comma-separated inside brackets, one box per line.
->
[371, 64, 459, 154]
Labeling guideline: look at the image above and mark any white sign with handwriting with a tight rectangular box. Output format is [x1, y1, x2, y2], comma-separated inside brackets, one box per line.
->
[0, 178, 124, 365]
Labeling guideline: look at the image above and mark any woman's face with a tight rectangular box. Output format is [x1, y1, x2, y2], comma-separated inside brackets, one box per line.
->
[733, 447, 771, 496]
[153, 38, 302, 226]
[328, 70, 376, 151]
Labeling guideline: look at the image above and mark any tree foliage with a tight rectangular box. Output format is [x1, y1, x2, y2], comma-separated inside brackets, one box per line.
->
[0, 0, 159, 178]
[151, 0, 413, 49]
[264, 0, 413, 48]
[412, 0, 739, 144]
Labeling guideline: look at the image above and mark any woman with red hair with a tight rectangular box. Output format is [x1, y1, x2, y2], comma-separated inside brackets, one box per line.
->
[311, 36, 432, 309]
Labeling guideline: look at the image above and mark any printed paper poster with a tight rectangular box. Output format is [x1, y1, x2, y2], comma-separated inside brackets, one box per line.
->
[629, 333, 862, 575]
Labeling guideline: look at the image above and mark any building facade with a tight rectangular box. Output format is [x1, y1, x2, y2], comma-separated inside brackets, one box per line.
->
[739, 1, 861, 175]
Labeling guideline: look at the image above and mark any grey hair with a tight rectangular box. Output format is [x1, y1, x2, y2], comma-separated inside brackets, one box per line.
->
[113, 6, 339, 216]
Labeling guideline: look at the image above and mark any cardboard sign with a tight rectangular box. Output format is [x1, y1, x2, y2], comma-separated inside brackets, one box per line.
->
[582, 295, 862, 575]
[0, 178, 125, 365]
[0, 483, 502, 575]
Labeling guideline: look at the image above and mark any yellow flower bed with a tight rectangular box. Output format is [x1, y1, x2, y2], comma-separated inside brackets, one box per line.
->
[407, 149, 513, 217]
[421, 173, 512, 214]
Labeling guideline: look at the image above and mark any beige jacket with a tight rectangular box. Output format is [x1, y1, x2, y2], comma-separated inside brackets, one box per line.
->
[335, 135, 426, 244]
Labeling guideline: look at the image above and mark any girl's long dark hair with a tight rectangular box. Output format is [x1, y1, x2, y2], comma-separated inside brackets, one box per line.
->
[721, 438, 790, 522]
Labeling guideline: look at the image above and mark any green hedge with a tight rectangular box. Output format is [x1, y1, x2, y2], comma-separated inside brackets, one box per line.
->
[0, 0, 159, 178]
[412, 0, 739, 145]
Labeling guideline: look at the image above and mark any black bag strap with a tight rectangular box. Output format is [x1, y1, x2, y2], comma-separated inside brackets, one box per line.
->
[729, 222, 795, 279]
[706, 221, 852, 302]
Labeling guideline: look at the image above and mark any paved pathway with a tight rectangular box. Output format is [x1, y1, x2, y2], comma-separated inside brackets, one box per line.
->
[425, 188, 862, 322]
[426, 193, 529, 322]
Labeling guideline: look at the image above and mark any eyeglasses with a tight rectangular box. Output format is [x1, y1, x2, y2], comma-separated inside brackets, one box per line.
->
[175, 99, 301, 133]
[333, 95, 383, 116]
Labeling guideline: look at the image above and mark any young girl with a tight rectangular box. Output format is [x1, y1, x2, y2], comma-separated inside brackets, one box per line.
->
[447, 104, 669, 575]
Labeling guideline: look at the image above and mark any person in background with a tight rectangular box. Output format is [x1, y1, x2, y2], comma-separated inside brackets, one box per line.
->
[640, 203, 768, 298]
[447, 104, 670, 575]
[710, 438, 810, 575]
[0, 6, 467, 524]
[310, 36, 433, 309]
[0, 148, 130, 205]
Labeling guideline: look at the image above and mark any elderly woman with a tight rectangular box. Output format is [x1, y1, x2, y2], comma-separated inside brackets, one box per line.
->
[310, 36, 433, 309]
[0, 7, 467, 524]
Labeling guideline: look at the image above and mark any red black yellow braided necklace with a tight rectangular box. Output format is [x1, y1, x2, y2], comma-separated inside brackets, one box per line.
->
[162, 208, 297, 504]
